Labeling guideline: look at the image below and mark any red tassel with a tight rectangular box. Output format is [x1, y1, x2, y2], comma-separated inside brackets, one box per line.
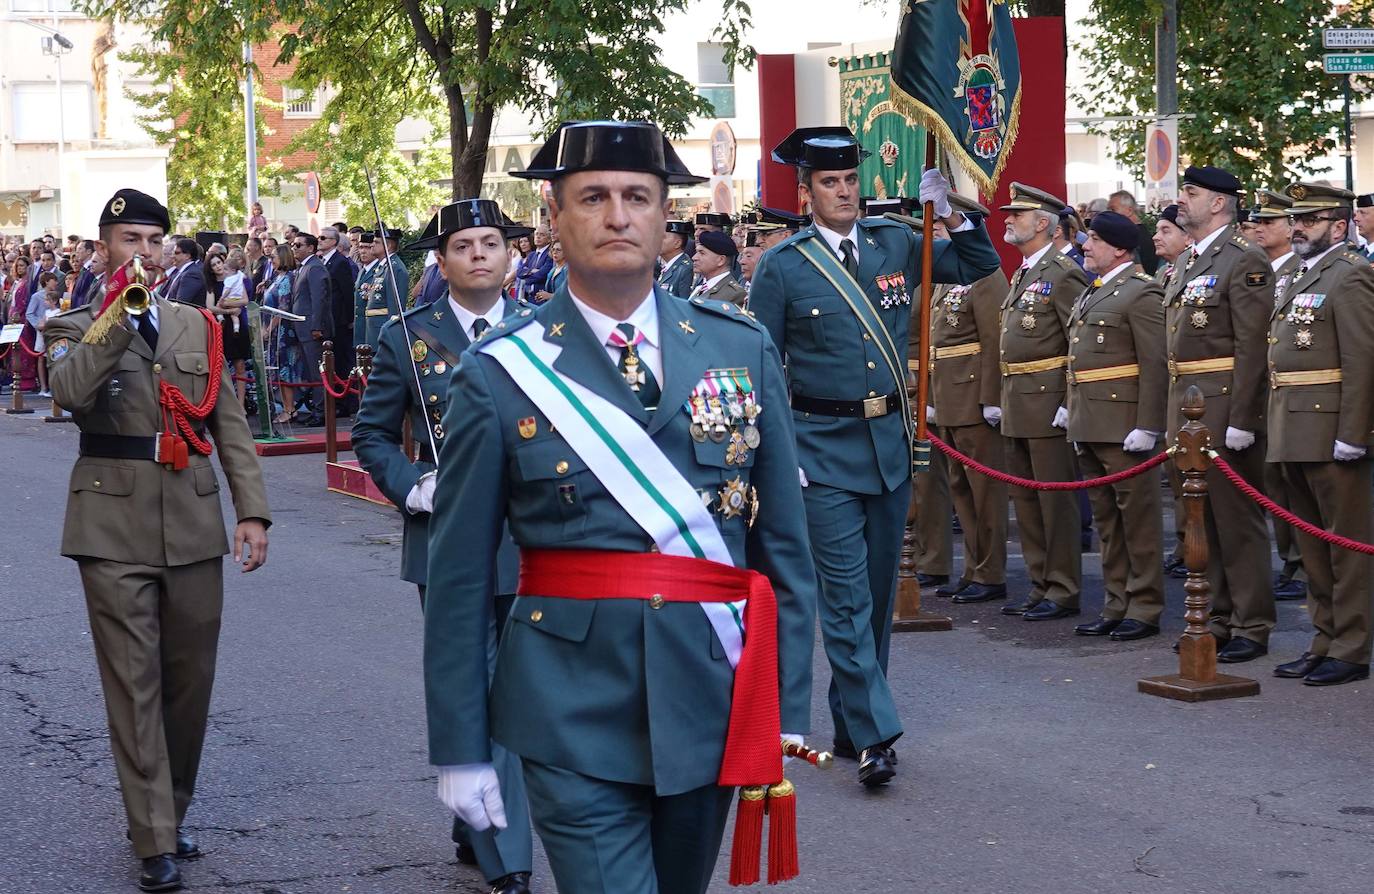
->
[172, 435, 189, 471]
[729, 786, 766, 886]
[159, 432, 174, 467]
[766, 779, 799, 884]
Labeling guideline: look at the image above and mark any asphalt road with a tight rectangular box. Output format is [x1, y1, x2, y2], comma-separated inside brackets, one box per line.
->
[3, 408, 1373, 894]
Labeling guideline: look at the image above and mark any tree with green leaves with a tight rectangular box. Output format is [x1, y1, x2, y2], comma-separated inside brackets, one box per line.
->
[1075, 0, 1374, 188]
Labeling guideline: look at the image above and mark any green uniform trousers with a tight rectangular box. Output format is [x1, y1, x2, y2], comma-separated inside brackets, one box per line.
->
[1077, 444, 1165, 625]
[78, 557, 222, 859]
[1004, 434, 1082, 609]
[522, 760, 734, 894]
[804, 480, 907, 751]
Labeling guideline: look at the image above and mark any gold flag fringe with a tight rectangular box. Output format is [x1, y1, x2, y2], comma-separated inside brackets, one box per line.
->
[888, 81, 1022, 199]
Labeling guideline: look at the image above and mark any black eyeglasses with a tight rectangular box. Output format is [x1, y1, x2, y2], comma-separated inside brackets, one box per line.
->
[1292, 213, 1340, 227]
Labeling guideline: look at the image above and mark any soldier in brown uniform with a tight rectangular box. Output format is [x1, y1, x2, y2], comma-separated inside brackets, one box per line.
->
[45, 190, 271, 892]
[1066, 212, 1169, 641]
[1167, 165, 1275, 663]
[1248, 190, 1307, 603]
[1268, 183, 1374, 686]
[1152, 204, 1192, 578]
[996, 183, 1090, 620]
[928, 195, 1009, 603]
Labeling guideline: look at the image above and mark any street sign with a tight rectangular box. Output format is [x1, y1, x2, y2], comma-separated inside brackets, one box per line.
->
[1323, 53, 1374, 74]
[1324, 29, 1374, 49]
[1144, 117, 1178, 212]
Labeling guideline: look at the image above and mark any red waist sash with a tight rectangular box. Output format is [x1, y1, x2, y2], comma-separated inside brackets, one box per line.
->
[518, 548, 783, 787]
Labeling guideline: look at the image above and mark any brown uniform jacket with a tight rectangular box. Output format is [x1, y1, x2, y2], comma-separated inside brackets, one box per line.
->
[1066, 265, 1168, 443]
[1164, 224, 1272, 435]
[703, 273, 748, 308]
[999, 247, 1089, 438]
[1271, 252, 1301, 308]
[46, 298, 271, 567]
[1266, 246, 1374, 462]
[929, 269, 1007, 427]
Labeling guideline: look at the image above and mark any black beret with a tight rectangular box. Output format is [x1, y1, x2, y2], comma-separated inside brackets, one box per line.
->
[697, 230, 738, 257]
[99, 189, 170, 231]
[1089, 210, 1139, 251]
[1181, 165, 1243, 198]
[1158, 204, 1181, 226]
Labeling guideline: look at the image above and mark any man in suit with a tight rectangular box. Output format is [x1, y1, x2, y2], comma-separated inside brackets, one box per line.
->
[690, 230, 747, 306]
[657, 220, 695, 297]
[425, 121, 816, 894]
[318, 227, 356, 414]
[1248, 190, 1307, 603]
[71, 239, 97, 304]
[353, 199, 535, 894]
[1269, 182, 1374, 686]
[998, 183, 1091, 620]
[1167, 165, 1276, 663]
[515, 224, 554, 302]
[161, 238, 206, 306]
[289, 232, 333, 425]
[749, 126, 1000, 786]
[45, 189, 270, 892]
[1066, 212, 1169, 642]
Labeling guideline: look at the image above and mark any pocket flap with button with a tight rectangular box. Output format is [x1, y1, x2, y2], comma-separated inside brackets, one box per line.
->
[514, 440, 589, 481]
[1089, 312, 1123, 328]
[175, 352, 209, 375]
[786, 295, 846, 318]
[193, 465, 220, 495]
[71, 463, 135, 496]
[510, 595, 596, 642]
[1287, 387, 1339, 412]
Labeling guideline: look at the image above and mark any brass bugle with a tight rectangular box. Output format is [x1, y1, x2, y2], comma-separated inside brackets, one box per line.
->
[121, 254, 153, 317]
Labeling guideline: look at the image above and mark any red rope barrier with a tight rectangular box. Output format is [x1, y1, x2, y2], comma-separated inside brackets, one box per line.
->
[17, 339, 43, 358]
[1207, 451, 1374, 555]
[929, 433, 1173, 490]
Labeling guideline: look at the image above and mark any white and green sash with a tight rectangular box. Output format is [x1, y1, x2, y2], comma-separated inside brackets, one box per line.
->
[481, 321, 746, 666]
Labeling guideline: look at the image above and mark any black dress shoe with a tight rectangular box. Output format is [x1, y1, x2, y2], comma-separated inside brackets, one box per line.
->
[1023, 600, 1079, 621]
[1074, 616, 1120, 636]
[1302, 658, 1371, 687]
[490, 871, 532, 894]
[916, 572, 950, 588]
[1109, 619, 1160, 641]
[456, 842, 478, 865]
[1217, 636, 1267, 664]
[174, 829, 200, 860]
[1273, 577, 1307, 601]
[139, 855, 182, 892]
[935, 578, 970, 597]
[1163, 554, 1185, 577]
[1274, 652, 1325, 679]
[857, 748, 896, 787]
[832, 739, 858, 761]
[1001, 597, 1039, 616]
[951, 582, 1007, 604]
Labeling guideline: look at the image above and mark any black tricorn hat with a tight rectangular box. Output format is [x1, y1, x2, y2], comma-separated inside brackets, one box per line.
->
[759, 206, 808, 229]
[666, 219, 695, 237]
[407, 199, 533, 251]
[374, 222, 405, 242]
[771, 126, 871, 170]
[512, 120, 707, 185]
[695, 212, 733, 228]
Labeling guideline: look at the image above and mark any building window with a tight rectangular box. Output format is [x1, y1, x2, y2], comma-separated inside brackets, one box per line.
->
[696, 42, 735, 119]
[9, 0, 77, 12]
[283, 85, 330, 119]
[11, 82, 93, 142]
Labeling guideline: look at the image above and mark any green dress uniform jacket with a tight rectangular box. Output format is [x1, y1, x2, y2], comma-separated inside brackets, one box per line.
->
[353, 256, 410, 351]
[656, 251, 694, 298]
[352, 297, 521, 589]
[423, 285, 817, 797]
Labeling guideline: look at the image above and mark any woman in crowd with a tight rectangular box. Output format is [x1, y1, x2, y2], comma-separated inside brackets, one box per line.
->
[6, 255, 38, 392]
[534, 240, 566, 303]
[206, 252, 252, 410]
[503, 234, 532, 296]
[263, 244, 301, 424]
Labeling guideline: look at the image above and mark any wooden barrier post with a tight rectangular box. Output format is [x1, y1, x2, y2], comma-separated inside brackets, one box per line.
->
[322, 340, 337, 463]
[893, 367, 952, 632]
[44, 398, 74, 423]
[1138, 385, 1259, 701]
[7, 385, 34, 415]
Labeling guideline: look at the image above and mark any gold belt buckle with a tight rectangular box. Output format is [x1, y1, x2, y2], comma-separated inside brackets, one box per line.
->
[1167, 359, 1179, 377]
[862, 395, 888, 418]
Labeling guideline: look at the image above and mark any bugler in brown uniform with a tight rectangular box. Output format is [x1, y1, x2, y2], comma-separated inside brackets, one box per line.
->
[1268, 182, 1374, 687]
[45, 190, 271, 893]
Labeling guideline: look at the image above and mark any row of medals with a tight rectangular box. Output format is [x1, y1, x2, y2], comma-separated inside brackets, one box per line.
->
[1286, 296, 1323, 349]
[687, 382, 761, 463]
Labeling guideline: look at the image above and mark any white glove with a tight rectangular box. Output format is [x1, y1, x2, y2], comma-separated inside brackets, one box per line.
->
[982, 405, 1002, 427]
[797, 466, 809, 488]
[925, 405, 936, 425]
[1224, 427, 1256, 452]
[405, 470, 437, 514]
[1334, 440, 1368, 461]
[1122, 428, 1158, 453]
[919, 169, 954, 219]
[437, 764, 506, 832]
[1052, 406, 1068, 429]
[781, 733, 805, 766]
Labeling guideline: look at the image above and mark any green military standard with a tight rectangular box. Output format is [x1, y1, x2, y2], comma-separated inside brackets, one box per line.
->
[748, 126, 1000, 786]
[351, 199, 535, 893]
[1167, 165, 1277, 662]
[423, 122, 817, 894]
[1268, 182, 1374, 687]
[997, 183, 1091, 619]
[46, 189, 271, 893]
[1066, 212, 1168, 642]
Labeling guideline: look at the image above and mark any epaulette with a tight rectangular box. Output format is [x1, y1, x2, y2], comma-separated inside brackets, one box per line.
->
[860, 216, 906, 234]
[774, 225, 819, 252]
[1052, 253, 1078, 270]
[1337, 247, 1367, 265]
[471, 306, 538, 349]
[689, 295, 764, 329]
[1133, 272, 1155, 282]
[1231, 233, 1251, 249]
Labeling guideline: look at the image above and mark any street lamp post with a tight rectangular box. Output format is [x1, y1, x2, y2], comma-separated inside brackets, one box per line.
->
[15, 9, 75, 235]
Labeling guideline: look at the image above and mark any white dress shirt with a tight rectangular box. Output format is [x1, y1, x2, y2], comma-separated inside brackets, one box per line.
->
[695, 269, 731, 294]
[1021, 242, 1054, 271]
[1190, 224, 1230, 258]
[1270, 250, 1295, 273]
[569, 287, 663, 385]
[816, 214, 975, 264]
[448, 294, 506, 341]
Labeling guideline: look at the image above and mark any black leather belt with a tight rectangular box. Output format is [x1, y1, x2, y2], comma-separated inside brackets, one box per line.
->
[79, 431, 205, 461]
[791, 391, 900, 419]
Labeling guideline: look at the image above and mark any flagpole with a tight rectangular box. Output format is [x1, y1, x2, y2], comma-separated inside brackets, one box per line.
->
[912, 135, 936, 471]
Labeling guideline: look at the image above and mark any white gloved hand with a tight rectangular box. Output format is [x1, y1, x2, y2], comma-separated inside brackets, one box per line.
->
[1052, 406, 1068, 429]
[781, 733, 805, 766]
[798, 466, 809, 488]
[1122, 428, 1158, 453]
[437, 764, 506, 832]
[1334, 440, 1368, 461]
[1224, 427, 1256, 451]
[405, 470, 437, 514]
[919, 169, 954, 219]
[925, 405, 937, 425]
[982, 405, 1002, 427]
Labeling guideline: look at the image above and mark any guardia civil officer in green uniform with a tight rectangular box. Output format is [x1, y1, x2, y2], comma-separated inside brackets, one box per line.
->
[351, 199, 535, 894]
[354, 225, 411, 350]
[351, 231, 381, 348]
[748, 126, 1000, 786]
[424, 121, 817, 894]
[657, 219, 696, 297]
